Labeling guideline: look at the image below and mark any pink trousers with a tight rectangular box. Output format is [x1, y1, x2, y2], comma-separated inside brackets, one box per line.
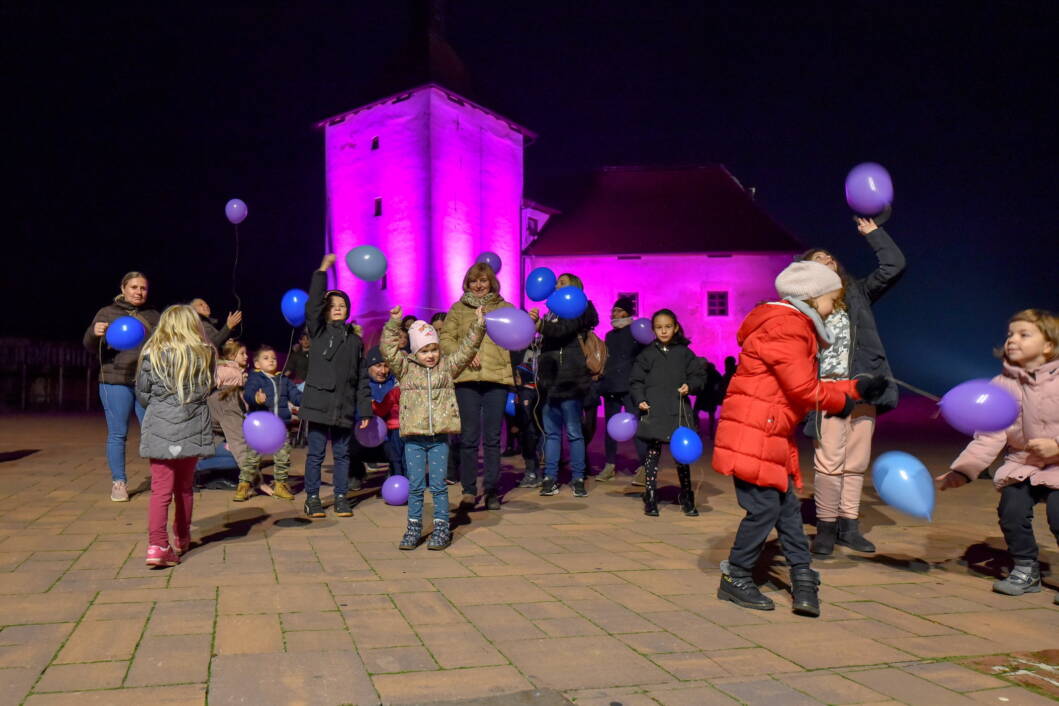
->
[813, 405, 876, 520]
[147, 458, 197, 548]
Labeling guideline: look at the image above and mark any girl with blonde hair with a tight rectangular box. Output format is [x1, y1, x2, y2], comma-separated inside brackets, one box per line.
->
[136, 305, 216, 567]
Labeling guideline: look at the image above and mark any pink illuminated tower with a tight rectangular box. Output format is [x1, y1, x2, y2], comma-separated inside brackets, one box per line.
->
[315, 5, 534, 333]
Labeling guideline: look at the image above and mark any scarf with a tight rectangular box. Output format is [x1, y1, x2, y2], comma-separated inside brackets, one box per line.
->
[460, 291, 502, 309]
[782, 297, 835, 348]
[611, 317, 633, 329]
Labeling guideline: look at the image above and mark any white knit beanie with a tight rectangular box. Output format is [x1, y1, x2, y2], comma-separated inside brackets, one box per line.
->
[774, 261, 842, 301]
[408, 320, 440, 354]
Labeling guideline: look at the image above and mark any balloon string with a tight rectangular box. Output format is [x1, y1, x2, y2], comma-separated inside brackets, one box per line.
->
[888, 376, 941, 403]
[231, 223, 243, 337]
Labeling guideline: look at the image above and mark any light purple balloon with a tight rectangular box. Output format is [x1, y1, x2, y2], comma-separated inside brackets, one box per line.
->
[381, 475, 409, 505]
[475, 251, 502, 274]
[631, 318, 654, 345]
[225, 198, 248, 225]
[484, 308, 536, 351]
[844, 162, 893, 215]
[606, 412, 638, 442]
[939, 379, 1019, 436]
[242, 411, 286, 455]
[355, 416, 388, 448]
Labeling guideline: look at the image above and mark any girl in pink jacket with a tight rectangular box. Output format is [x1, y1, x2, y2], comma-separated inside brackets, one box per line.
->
[936, 309, 1059, 598]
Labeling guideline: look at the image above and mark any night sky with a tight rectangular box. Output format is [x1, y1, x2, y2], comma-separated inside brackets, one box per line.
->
[3, 2, 1055, 394]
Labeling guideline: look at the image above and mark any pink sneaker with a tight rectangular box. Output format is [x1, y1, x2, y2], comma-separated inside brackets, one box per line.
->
[145, 545, 180, 567]
[173, 537, 191, 556]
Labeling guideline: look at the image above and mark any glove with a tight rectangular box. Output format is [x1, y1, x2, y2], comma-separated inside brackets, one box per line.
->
[855, 375, 888, 404]
[826, 395, 856, 419]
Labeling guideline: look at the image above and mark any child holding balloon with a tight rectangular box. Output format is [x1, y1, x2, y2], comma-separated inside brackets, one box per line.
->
[712, 261, 887, 616]
[239, 345, 302, 501]
[628, 309, 706, 517]
[936, 309, 1059, 598]
[136, 305, 216, 566]
[381, 305, 485, 550]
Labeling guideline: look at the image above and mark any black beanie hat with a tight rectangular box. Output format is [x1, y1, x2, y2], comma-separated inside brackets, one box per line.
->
[613, 297, 635, 316]
[364, 346, 385, 368]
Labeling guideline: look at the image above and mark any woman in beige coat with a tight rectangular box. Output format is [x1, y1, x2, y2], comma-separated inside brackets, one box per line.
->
[440, 263, 515, 511]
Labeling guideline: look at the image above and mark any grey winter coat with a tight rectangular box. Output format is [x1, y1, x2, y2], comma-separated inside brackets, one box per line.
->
[136, 353, 215, 460]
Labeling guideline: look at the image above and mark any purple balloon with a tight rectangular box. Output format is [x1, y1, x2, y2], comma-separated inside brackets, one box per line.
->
[844, 162, 893, 215]
[630, 318, 654, 345]
[225, 198, 248, 225]
[484, 308, 535, 351]
[242, 411, 287, 455]
[606, 412, 638, 442]
[355, 415, 388, 448]
[381, 475, 409, 505]
[939, 379, 1019, 436]
[475, 251, 502, 274]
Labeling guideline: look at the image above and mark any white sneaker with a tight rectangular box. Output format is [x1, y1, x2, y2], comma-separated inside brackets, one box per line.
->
[111, 481, 129, 502]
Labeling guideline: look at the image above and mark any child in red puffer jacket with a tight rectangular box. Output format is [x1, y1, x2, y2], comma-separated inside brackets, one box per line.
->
[713, 261, 886, 618]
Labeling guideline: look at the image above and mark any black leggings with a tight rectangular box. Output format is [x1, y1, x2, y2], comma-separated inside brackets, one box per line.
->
[998, 480, 1059, 562]
[643, 440, 691, 493]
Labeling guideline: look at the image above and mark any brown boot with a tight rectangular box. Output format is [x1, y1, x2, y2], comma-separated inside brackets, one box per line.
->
[272, 481, 295, 500]
[631, 466, 646, 487]
[233, 482, 253, 502]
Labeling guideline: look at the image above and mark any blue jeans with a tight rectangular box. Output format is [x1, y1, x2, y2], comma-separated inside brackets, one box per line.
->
[404, 435, 449, 523]
[543, 398, 585, 481]
[384, 428, 406, 476]
[99, 383, 146, 482]
[305, 422, 352, 495]
[196, 442, 238, 471]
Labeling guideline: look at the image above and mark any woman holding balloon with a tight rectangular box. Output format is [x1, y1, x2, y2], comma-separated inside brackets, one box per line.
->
[629, 309, 706, 517]
[530, 273, 599, 499]
[801, 216, 906, 557]
[440, 263, 515, 512]
[83, 271, 160, 502]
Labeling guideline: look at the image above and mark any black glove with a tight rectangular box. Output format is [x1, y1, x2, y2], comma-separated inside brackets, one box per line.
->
[855, 375, 888, 404]
[826, 395, 856, 419]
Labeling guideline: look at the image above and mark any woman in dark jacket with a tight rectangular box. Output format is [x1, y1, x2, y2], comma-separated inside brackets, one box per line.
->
[300, 254, 373, 520]
[801, 218, 906, 555]
[629, 309, 706, 517]
[529, 273, 599, 498]
[83, 271, 161, 502]
[597, 296, 647, 481]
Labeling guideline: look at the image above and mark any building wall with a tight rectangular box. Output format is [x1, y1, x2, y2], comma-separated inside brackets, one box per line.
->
[323, 86, 524, 329]
[523, 253, 796, 366]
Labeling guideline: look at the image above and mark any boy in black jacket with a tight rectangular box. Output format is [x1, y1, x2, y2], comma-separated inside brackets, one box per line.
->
[300, 254, 373, 519]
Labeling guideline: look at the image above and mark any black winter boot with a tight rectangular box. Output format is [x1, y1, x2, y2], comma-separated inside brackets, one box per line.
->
[717, 561, 774, 611]
[790, 566, 821, 617]
[836, 518, 875, 552]
[643, 486, 659, 516]
[811, 520, 838, 556]
[677, 465, 698, 517]
[993, 559, 1041, 595]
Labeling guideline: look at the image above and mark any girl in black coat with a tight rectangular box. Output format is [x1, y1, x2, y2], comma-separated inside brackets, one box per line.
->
[629, 309, 706, 517]
[300, 254, 373, 520]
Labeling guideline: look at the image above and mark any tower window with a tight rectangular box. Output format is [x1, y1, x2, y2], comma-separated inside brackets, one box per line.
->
[527, 217, 539, 237]
[374, 198, 382, 217]
[371, 136, 379, 150]
[707, 291, 729, 317]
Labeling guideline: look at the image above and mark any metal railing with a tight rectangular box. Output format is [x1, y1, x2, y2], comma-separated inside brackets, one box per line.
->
[0, 338, 99, 411]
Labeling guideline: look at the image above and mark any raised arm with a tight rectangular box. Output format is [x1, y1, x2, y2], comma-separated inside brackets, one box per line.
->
[380, 307, 409, 380]
[446, 309, 487, 378]
[306, 254, 336, 337]
[858, 224, 907, 302]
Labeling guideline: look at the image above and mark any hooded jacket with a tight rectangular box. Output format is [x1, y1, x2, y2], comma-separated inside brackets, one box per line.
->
[629, 341, 706, 442]
[380, 316, 484, 437]
[951, 358, 1059, 489]
[299, 271, 372, 426]
[712, 302, 859, 491]
[537, 302, 600, 402]
[83, 296, 161, 385]
[244, 370, 303, 422]
[136, 352, 215, 460]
